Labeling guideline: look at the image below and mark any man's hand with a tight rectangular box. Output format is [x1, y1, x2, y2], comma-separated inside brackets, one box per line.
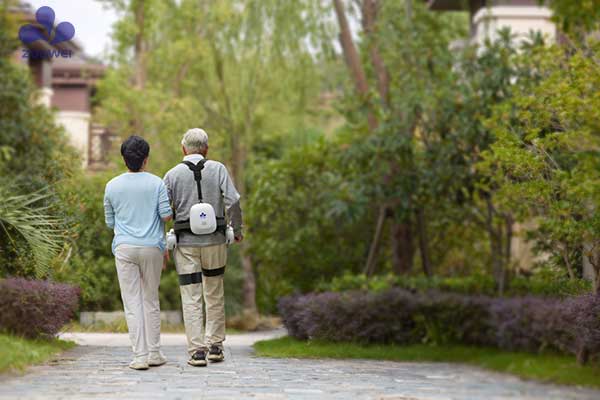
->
[163, 250, 170, 270]
[234, 233, 244, 243]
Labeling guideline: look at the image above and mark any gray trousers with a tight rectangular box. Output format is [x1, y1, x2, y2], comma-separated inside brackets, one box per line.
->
[115, 245, 163, 362]
[174, 244, 227, 355]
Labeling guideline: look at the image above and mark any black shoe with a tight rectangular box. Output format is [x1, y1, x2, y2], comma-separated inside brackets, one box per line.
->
[207, 345, 224, 362]
[188, 349, 207, 367]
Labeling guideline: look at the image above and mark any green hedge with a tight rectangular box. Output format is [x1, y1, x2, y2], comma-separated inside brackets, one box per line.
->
[316, 270, 592, 298]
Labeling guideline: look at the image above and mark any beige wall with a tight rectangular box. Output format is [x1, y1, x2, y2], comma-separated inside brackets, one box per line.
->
[473, 5, 555, 45]
[55, 111, 91, 166]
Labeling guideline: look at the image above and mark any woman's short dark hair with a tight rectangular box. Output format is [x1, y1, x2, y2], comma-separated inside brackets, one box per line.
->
[121, 135, 149, 172]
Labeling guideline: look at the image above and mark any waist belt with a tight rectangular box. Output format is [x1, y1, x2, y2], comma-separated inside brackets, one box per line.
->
[174, 217, 227, 235]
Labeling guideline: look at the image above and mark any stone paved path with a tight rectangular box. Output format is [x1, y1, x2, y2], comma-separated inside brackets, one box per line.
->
[1, 330, 599, 400]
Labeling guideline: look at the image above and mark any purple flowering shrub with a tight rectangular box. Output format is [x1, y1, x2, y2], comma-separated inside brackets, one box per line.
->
[0, 278, 80, 338]
[279, 290, 600, 364]
[487, 296, 561, 352]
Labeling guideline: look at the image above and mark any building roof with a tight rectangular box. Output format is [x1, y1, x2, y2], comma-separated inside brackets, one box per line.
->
[427, 0, 471, 11]
[427, 0, 542, 11]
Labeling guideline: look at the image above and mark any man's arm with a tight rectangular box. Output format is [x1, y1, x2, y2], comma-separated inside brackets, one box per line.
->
[220, 165, 243, 238]
[103, 186, 115, 229]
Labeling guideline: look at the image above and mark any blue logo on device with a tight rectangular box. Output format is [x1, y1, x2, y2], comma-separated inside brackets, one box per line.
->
[199, 212, 207, 219]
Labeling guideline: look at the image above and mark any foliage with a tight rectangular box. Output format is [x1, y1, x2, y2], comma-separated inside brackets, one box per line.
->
[481, 42, 600, 290]
[0, 333, 75, 373]
[247, 140, 372, 313]
[0, 187, 67, 278]
[0, 278, 80, 338]
[0, 7, 79, 279]
[317, 270, 591, 298]
[279, 289, 600, 364]
[545, 0, 600, 36]
[254, 336, 600, 389]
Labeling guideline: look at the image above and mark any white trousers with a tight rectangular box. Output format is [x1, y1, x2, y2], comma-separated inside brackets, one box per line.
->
[115, 245, 163, 362]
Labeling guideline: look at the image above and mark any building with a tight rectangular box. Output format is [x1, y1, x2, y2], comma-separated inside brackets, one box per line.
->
[428, 0, 555, 44]
[11, 2, 117, 169]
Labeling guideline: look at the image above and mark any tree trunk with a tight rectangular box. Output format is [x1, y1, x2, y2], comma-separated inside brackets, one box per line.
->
[562, 246, 576, 280]
[417, 207, 432, 277]
[131, 0, 146, 133]
[486, 198, 506, 294]
[361, 0, 389, 107]
[577, 346, 589, 366]
[391, 218, 414, 275]
[133, 0, 146, 90]
[364, 205, 388, 277]
[230, 132, 257, 314]
[332, 0, 377, 130]
[240, 241, 257, 313]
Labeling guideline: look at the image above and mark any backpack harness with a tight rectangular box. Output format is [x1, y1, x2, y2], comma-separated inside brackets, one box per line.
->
[173, 159, 227, 236]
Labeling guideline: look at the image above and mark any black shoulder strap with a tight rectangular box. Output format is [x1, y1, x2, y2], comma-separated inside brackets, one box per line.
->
[181, 159, 207, 201]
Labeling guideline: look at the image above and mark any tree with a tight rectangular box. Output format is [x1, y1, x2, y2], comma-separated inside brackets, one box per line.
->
[97, 0, 330, 313]
[482, 42, 600, 293]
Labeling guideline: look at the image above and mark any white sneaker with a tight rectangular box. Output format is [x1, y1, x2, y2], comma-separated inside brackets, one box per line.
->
[148, 352, 167, 367]
[129, 360, 149, 370]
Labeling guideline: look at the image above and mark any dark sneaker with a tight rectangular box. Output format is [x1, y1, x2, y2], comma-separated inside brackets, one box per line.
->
[207, 345, 224, 362]
[188, 349, 207, 367]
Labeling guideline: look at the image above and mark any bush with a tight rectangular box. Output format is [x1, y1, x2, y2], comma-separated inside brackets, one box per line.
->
[487, 296, 561, 352]
[279, 290, 421, 344]
[317, 271, 592, 298]
[279, 289, 600, 364]
[0, 278, 80, 338]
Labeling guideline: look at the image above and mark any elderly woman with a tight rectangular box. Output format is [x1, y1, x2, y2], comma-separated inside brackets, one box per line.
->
[104, 135, 172, 370]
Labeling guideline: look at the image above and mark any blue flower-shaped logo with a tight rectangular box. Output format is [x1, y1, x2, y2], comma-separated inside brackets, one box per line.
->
[199, 212, 207, 219]
[19, 6, 75, 45]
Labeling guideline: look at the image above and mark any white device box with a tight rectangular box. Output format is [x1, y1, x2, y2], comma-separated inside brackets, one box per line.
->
[190, 203, 217, 235]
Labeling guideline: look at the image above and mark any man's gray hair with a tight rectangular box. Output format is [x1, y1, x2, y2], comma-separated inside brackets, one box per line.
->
[181, 128, 209, 153]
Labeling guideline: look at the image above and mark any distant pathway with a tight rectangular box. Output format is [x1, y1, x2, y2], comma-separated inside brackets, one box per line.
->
[1, 330, 599, 400]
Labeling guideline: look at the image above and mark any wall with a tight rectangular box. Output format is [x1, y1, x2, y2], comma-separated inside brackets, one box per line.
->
[55, 110, 91, 166]
[473, 5, 555, 45]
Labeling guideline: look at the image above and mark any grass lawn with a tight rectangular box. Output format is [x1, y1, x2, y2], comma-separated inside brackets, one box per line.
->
[0, 333, 76, 374]
[254, 336, 600, 389]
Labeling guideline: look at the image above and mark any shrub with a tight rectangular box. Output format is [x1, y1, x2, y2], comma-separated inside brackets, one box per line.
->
[415, 292, 492, 346]
[317, 271, 592, 298]
[487, 296, 561, 352]
[0, 278, 80, 338]
[279, 289, 421, 344]
[559, 294, 600, 364]
[279, 289, 600, 364]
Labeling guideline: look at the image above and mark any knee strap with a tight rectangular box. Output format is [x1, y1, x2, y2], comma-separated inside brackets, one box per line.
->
[201, 266, 225, 277]
[178, 271, 202, 286]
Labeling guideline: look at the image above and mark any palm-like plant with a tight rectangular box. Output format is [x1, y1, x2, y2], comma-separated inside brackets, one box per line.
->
[0, 183, 65, 277]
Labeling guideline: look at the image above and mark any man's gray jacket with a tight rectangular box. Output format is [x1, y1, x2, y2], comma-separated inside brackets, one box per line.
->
[163, 154, 242, 247]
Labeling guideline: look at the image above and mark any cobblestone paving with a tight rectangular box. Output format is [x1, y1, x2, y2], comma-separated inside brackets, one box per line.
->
[1, 331, 599, 400]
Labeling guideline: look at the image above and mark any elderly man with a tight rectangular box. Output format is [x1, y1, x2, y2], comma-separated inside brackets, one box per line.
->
[104, 135, 173, 370]
[163, 128, 243, 367]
